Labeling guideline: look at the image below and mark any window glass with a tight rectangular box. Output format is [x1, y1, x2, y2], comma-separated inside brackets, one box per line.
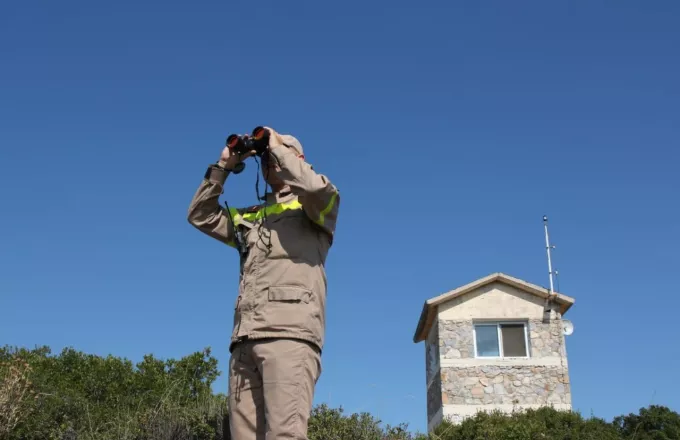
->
[475, 325, 499, 357]
[501, 324, 527, 357]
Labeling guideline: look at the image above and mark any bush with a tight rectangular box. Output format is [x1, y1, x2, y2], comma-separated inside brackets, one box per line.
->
[429, 406, 621, 440]
[0, 356, 36, 438]
[0, 345, 227, 440]
[612, 405, 680, 440]
[1, 345, 678, 440]
[308, 404, 418, 440]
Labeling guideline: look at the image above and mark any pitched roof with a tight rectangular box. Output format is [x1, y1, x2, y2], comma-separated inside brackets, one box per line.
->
[413, 272, 575, 343]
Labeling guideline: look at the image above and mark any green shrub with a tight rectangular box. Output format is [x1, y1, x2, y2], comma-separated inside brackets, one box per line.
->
[429, 406, 621, 440]
[612, 405, 680, 440]
[0, 345, 225, 440]
[1, 345, 679, 440]
[308, 404, 416, 440]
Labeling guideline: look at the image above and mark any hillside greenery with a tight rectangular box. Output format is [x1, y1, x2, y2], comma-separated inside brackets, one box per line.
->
[1, 345, 678, 440]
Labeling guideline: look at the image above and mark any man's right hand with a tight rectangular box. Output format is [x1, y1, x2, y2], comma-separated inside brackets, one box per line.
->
[219, 142, 256, 170]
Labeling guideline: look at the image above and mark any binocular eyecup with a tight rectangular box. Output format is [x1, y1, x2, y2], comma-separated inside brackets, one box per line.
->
[224, 126, 270, 174]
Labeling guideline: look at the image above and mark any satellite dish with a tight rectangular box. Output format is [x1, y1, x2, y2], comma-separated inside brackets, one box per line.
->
[563, 320, 574, 336]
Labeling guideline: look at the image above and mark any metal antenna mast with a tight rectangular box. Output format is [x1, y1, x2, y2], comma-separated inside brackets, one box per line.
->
[543, 215, 556, 296]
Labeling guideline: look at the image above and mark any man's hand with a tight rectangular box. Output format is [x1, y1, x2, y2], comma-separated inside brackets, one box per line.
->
[219, 140, 256, 170]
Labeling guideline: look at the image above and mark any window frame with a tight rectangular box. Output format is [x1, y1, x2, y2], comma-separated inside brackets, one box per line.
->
[472, 321, 530, 359]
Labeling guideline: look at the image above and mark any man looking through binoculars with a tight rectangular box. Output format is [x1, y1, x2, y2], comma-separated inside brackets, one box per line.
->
[187, 126, 340, 439]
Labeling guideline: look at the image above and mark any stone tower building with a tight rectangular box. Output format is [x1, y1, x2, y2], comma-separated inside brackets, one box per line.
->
[413, 273, 575, 432]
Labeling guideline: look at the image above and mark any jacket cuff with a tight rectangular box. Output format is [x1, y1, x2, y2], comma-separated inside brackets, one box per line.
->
[205, 164, 230, 185]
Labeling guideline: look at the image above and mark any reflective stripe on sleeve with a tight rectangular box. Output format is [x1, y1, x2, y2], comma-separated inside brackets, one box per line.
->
[315, 192, 338, 226]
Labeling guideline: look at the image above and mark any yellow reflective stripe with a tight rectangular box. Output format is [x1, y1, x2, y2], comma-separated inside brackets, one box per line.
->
[227, 207, 240, 248]
[315, 192, 338, 226]
[241, 199, 303, 222]
[229, 194, 335, 229]
[229, 207, 243, 226]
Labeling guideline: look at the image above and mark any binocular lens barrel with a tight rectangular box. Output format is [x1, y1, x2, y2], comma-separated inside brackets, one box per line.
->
[226, 134, 240, 149]
[252, 126, 267, 140]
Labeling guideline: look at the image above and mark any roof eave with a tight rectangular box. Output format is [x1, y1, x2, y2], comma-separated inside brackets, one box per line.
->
[413, 302, 431, 343]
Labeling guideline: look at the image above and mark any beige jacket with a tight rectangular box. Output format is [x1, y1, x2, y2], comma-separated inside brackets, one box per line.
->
[187, 144, 340, 352]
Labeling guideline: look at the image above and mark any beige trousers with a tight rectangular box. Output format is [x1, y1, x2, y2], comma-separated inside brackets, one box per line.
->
[228, 338, 321, 440]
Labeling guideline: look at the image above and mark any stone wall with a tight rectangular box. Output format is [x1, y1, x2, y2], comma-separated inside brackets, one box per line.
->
[436, 317, 571, 421]
[438, 320, 475, 359]
[440, 365, 571, 406]
[427, 370, 442, 422]
[438, 319, 568, 360]
[528, 320, 568, 359]
[426, 319, 440, 383]
[425, 318, 441, 424]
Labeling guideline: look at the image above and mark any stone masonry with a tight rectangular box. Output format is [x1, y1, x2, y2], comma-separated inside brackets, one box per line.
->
[439, 319, 568, 360]
[425, 318, 441, 423]
[440, 365, 571, 406]
[427, 369, 442, 422]
[427, 318, 571, 425]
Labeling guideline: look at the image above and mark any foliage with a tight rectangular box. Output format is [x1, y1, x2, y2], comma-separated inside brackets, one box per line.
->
[428, 406, 622, 440]
[1, 345, 679, 440]
[308, 404, 418, 440]
[612, 405, 680, 440]
[0, 356, 37, 438]
[0, 345, 225, 440]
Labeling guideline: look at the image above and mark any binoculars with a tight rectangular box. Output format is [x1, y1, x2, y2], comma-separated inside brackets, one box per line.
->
[224, 126, 271, 174]
[226, 126, 270, 157]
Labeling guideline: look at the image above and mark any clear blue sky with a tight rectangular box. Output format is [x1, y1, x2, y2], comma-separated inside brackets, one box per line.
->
[1, 0, 679, 434]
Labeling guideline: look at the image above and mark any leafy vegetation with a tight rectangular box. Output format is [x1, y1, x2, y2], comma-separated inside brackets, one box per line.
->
[0, 346, 226, 440]
[1, 345, 678, 440]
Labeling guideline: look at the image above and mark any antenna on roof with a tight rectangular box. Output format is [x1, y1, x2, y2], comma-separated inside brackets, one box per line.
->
[543, 215, 557, 297]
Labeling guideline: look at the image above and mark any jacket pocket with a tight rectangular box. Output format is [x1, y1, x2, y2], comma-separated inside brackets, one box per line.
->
[268, 286, 312, 303]
[259, 286, 315, 340]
